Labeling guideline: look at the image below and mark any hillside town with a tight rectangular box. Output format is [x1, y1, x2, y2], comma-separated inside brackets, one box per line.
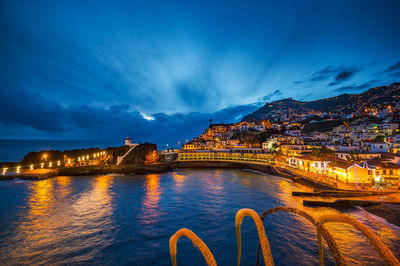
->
[181, 91, 400, 190]
[2, 84, 400, 192]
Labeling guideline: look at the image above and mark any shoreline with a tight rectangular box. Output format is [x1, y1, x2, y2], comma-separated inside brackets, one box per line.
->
[2, 160, 399, 192]
[0, 160, 328, 188]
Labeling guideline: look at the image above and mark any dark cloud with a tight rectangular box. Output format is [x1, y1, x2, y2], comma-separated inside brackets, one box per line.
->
[259, 90, 282, 102]
[0, 86, 259, 146]
[383, 61, 400, 73]
[309, 66, 336, 82]
[389, 71, 400, 77]
[333, 80, 380, 93]
[297, 65, 361, 86]
[0, 84, 67, 132]
[328, 67, 361, 86]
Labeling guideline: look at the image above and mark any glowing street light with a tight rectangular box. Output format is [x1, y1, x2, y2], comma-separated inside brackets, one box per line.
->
[41, 153, 48, 161]
[16, 166, 21, 174]
[49, 162, 52, 168]
[2, 168, 8, 175]
[30, 164, 34, 170]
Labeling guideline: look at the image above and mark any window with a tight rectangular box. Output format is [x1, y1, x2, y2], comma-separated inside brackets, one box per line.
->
[383, 170, 386, 175]
[368, 170, 372, 175]
[390, 170, 393, 175]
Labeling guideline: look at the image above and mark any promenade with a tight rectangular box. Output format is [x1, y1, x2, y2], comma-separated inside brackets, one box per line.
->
[178, 151, 400, 192]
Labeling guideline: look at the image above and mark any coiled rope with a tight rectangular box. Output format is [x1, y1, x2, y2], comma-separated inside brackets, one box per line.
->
[235, 208, 274, 265]
[169, 208, 399, 266]
[169, 228, 217, 266]
[255, 207, 346, 266]
[318, 213, 400, 266]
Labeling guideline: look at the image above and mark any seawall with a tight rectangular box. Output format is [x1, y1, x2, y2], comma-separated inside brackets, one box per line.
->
[0, 160, 349, 191]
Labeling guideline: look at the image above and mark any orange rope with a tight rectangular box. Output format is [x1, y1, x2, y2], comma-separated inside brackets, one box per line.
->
[319, 213, 400, 266]
[235, 208, 274, 266]
[256, 207, 346, 266]
[169, 228, 217, 266]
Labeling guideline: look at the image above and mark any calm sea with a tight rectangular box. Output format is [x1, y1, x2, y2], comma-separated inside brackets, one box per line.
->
[0, 139, 123, 162]
[0, 169, 399, 265]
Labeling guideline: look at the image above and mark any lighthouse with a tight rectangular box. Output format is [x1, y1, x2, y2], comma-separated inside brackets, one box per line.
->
[125, 137, 132, 146]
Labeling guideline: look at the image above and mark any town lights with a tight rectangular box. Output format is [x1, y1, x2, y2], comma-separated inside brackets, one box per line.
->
[30, 164, 33, 170]
[16, 166, 21, 174]
[40, 163, 44, 168]
[57, 160, 61, 166]
[68, 159, 71, 164]
[49, 162, 52, 168]
[78, 158, 81, 161]
[86, 155, 89, 160]
[2, 168, 7, 175]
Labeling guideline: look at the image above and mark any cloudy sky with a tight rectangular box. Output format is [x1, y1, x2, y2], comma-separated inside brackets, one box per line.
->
[1, 0, 400, 146]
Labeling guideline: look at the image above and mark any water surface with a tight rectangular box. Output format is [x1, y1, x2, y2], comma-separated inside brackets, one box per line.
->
[0, 169, 399, 265]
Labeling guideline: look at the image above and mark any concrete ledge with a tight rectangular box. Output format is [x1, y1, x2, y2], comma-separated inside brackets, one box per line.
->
[303, 199, 381, 207]
[293, 190, 396, 197]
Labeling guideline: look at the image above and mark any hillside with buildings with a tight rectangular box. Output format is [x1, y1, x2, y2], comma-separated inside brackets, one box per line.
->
[179, 82, 400, 190]
[242, 82, 400, 123]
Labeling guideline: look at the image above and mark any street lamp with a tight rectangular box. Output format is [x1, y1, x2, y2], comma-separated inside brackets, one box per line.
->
[41, 153, 48, 161]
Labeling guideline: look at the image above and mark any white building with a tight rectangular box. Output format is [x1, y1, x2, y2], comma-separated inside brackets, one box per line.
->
[370, 142, 390, 153]
[125, 137, 137, 146]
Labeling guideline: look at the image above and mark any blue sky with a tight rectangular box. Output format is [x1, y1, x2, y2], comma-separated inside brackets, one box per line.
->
[1, 0, 400, 146]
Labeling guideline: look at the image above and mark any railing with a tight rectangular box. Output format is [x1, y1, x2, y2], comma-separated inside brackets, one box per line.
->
[116, 144, 138, 165]
[178, 152, 276, 165]
[177, 152, 365, 190]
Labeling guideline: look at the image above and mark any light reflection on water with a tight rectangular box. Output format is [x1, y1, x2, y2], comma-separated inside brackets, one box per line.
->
[0, 169, 398, 265]
[141, 174, 162, 225]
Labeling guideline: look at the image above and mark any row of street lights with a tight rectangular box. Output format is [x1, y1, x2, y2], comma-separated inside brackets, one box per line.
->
[1, 151, 107, 175]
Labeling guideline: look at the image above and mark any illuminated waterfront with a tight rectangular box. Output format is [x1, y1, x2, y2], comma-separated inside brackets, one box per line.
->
[0, 169, 399, 265]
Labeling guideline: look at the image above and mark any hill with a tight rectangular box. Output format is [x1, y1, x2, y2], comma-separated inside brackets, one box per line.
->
[242, 82, 400, 122]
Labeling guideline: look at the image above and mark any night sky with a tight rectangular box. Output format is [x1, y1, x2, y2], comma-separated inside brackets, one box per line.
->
[1, 0, 400, 146]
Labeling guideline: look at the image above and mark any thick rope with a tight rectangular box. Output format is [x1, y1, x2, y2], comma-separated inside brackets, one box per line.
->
[168, 208, 399, 266]
[235, 208, 274, 266]
[169, 228, 217, 266]
[256, 207, 346, 266]
[319, 213, 400, 266]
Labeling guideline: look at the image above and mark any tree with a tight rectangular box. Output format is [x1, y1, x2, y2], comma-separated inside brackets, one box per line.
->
[374, 135, 385, 142]
[318, 146, 335, 161]
[347, 150, 361, 190]
[312, 147, 334, 175]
